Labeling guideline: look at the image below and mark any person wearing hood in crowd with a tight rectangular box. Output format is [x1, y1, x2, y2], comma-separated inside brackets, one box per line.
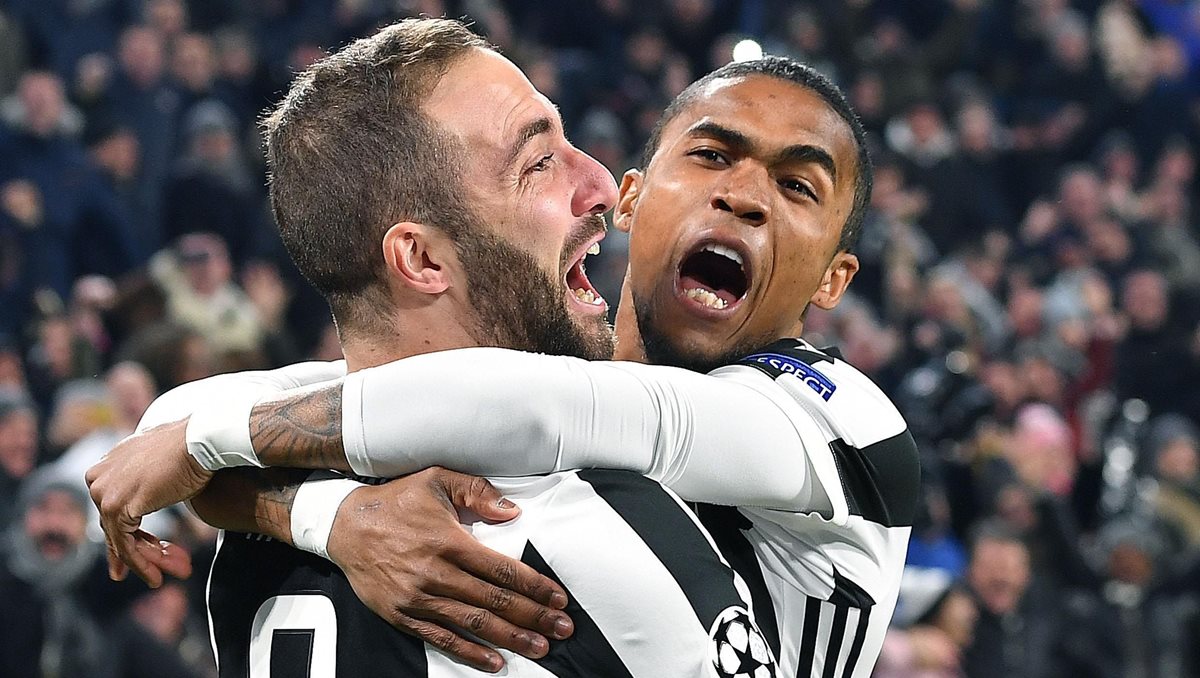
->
[0, 466, 201, 678]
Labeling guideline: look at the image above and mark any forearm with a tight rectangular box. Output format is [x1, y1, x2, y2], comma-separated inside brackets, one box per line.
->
[138, 360, 347, 434]
[249, 383, 349, 471]
[342, 349, 822, 509]
[210, 348, 825, 510]
[190, 467, 309, 542]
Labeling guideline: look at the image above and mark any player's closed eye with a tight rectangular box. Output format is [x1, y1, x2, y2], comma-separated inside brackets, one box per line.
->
[528, 153, 555, 173]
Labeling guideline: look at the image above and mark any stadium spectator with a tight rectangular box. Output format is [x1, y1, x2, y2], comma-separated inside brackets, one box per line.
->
[962, 521, 1064, 678]
[878, 572, 978, 678]
[0, 390, 38, 530]
[0, 466, 201, 678]
[161, 100, 263, 263]
[149, 232, 263, 360]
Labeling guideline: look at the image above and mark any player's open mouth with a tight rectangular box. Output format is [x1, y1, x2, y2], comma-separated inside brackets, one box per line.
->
[675, 241, 750, 314]
[564, 234, 607, 313]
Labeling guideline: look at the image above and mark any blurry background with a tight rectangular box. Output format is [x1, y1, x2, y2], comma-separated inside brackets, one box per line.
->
[0, 1, 1198, 676]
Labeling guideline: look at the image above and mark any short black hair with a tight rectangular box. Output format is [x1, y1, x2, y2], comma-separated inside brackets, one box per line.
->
[641, 57, 872, 253]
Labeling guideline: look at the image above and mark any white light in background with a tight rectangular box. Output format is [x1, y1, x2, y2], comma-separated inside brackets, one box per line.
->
[731, 39, 763, 62]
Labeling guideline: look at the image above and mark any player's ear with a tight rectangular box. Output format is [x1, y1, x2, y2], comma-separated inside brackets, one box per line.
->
[382, 222, 452, 295]
[809, 252, 859, 310]
[615, 169, 643, 233]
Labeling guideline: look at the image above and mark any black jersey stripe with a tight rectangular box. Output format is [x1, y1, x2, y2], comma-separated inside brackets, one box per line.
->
[521, 542, 634, 678]
[694, 503, 782, 662]
[795, 597, 823, 677]
[840, 607, 871, 678]
[829, 430, 921, 527]
[577, 470, 747, 631]
[829, 565, 877, 609]
[821, 605, 850, 678]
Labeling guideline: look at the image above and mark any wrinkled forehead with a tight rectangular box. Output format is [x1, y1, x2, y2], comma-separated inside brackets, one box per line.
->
[423, 49, 561, 167]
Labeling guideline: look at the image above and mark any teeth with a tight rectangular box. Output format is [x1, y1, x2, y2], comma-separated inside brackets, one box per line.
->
[702, 244, 744, 268]
[684, 288, 728, 309]
[573, 288, 603, 305]
[586, 242, 600, 256]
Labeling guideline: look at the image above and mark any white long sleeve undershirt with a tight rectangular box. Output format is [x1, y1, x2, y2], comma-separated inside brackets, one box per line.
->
[339, 348, 831, 513]
[161, 348, 838, 515]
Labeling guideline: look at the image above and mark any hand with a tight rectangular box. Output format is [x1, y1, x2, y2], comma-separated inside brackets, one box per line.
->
[328, 468, 574, 673]
[85, 419, 213, 587]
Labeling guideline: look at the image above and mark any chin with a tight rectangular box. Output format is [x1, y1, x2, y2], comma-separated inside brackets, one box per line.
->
[640, 322, 763, 374]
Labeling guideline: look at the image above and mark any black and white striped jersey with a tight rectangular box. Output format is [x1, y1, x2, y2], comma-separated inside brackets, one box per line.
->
[205, 470, 778, 678]
[698, 339, 919, 678]
[169, 337, 920, 677]
[324, 339, 920, 677]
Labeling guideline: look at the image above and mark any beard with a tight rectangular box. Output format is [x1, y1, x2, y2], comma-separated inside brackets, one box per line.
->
[634, 288, 766, 374]
[455, 215, 614, 361]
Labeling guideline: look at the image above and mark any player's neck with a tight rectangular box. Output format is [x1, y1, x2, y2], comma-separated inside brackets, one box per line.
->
[612, 279, 647, 362]
[339, 305, 483, 372]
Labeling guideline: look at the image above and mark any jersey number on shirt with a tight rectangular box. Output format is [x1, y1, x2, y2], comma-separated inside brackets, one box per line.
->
[249, 594, 338, 678]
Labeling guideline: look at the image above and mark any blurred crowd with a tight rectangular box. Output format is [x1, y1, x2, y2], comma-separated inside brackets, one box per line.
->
[0, 0, 1198, 676]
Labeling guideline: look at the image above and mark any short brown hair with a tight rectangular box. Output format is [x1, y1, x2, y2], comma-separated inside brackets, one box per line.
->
[263, 18, 489, 332]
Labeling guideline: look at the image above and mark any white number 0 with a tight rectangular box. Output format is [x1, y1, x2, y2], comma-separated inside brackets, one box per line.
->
[249, 594, 338, 678]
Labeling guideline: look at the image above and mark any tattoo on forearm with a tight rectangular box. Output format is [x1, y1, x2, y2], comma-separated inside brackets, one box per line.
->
[200, 467, 308, 541]
[250, 384, 346, 469]
[251, 468, 307, 541]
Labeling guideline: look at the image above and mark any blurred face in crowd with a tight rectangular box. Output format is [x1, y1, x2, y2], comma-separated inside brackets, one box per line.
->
[1156, 436, 1199, 484]
[106, 362, 156, 429]
[23, 489, 88, 562]
[1107, 543, 1153, 587]
[994, 483, 1037, 533]
[422, 49, 618, 360]
[119, 26, 166, 87]
[146, 0, 187, 39]
[1121, 270, 1169, 331]
[0, 408, 37, 479]
[1058, 168, 1103, 225]
[90, 129, 141, 182]
[968, 537, 1031, 615]
[957, 102, 997, 155]
[618, 75, 859, 371]
[172, 33, 217, 92]
[907, 104, 944, 147]
[933, 589, 978, 648]
[0, 348, 24, 389]
[1156, 144, 1195, 187]
[132, 583, 190, 644]
[18, 72, 66, 138]
[177, 234, 232, 296]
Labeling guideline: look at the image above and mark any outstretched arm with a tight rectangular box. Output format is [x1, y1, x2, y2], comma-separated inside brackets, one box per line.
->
[218, 348, 832, 512]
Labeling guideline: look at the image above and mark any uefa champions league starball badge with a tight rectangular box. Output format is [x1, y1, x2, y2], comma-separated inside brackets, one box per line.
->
[709, 606, 778, 678]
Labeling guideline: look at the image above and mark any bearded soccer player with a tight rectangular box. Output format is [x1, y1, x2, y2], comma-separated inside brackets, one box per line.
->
[88, 20, 920, 678]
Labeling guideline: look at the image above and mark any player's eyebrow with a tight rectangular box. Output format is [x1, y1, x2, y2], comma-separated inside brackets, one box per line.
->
[688, 120, 838, 185]
[772, 144, 837, 185]
[504, 116, 554, 169]
[687, 121, 753, 156]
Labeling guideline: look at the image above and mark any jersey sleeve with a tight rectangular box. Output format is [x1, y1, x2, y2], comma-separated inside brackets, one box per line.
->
[137, 360, 348, 432]
[341, 347, 840, 515]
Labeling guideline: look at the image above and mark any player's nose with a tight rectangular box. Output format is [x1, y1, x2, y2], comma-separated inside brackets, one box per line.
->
[570, 149, 618, 218]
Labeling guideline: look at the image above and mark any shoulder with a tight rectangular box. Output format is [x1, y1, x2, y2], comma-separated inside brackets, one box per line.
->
[730, 339, 922, 528]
